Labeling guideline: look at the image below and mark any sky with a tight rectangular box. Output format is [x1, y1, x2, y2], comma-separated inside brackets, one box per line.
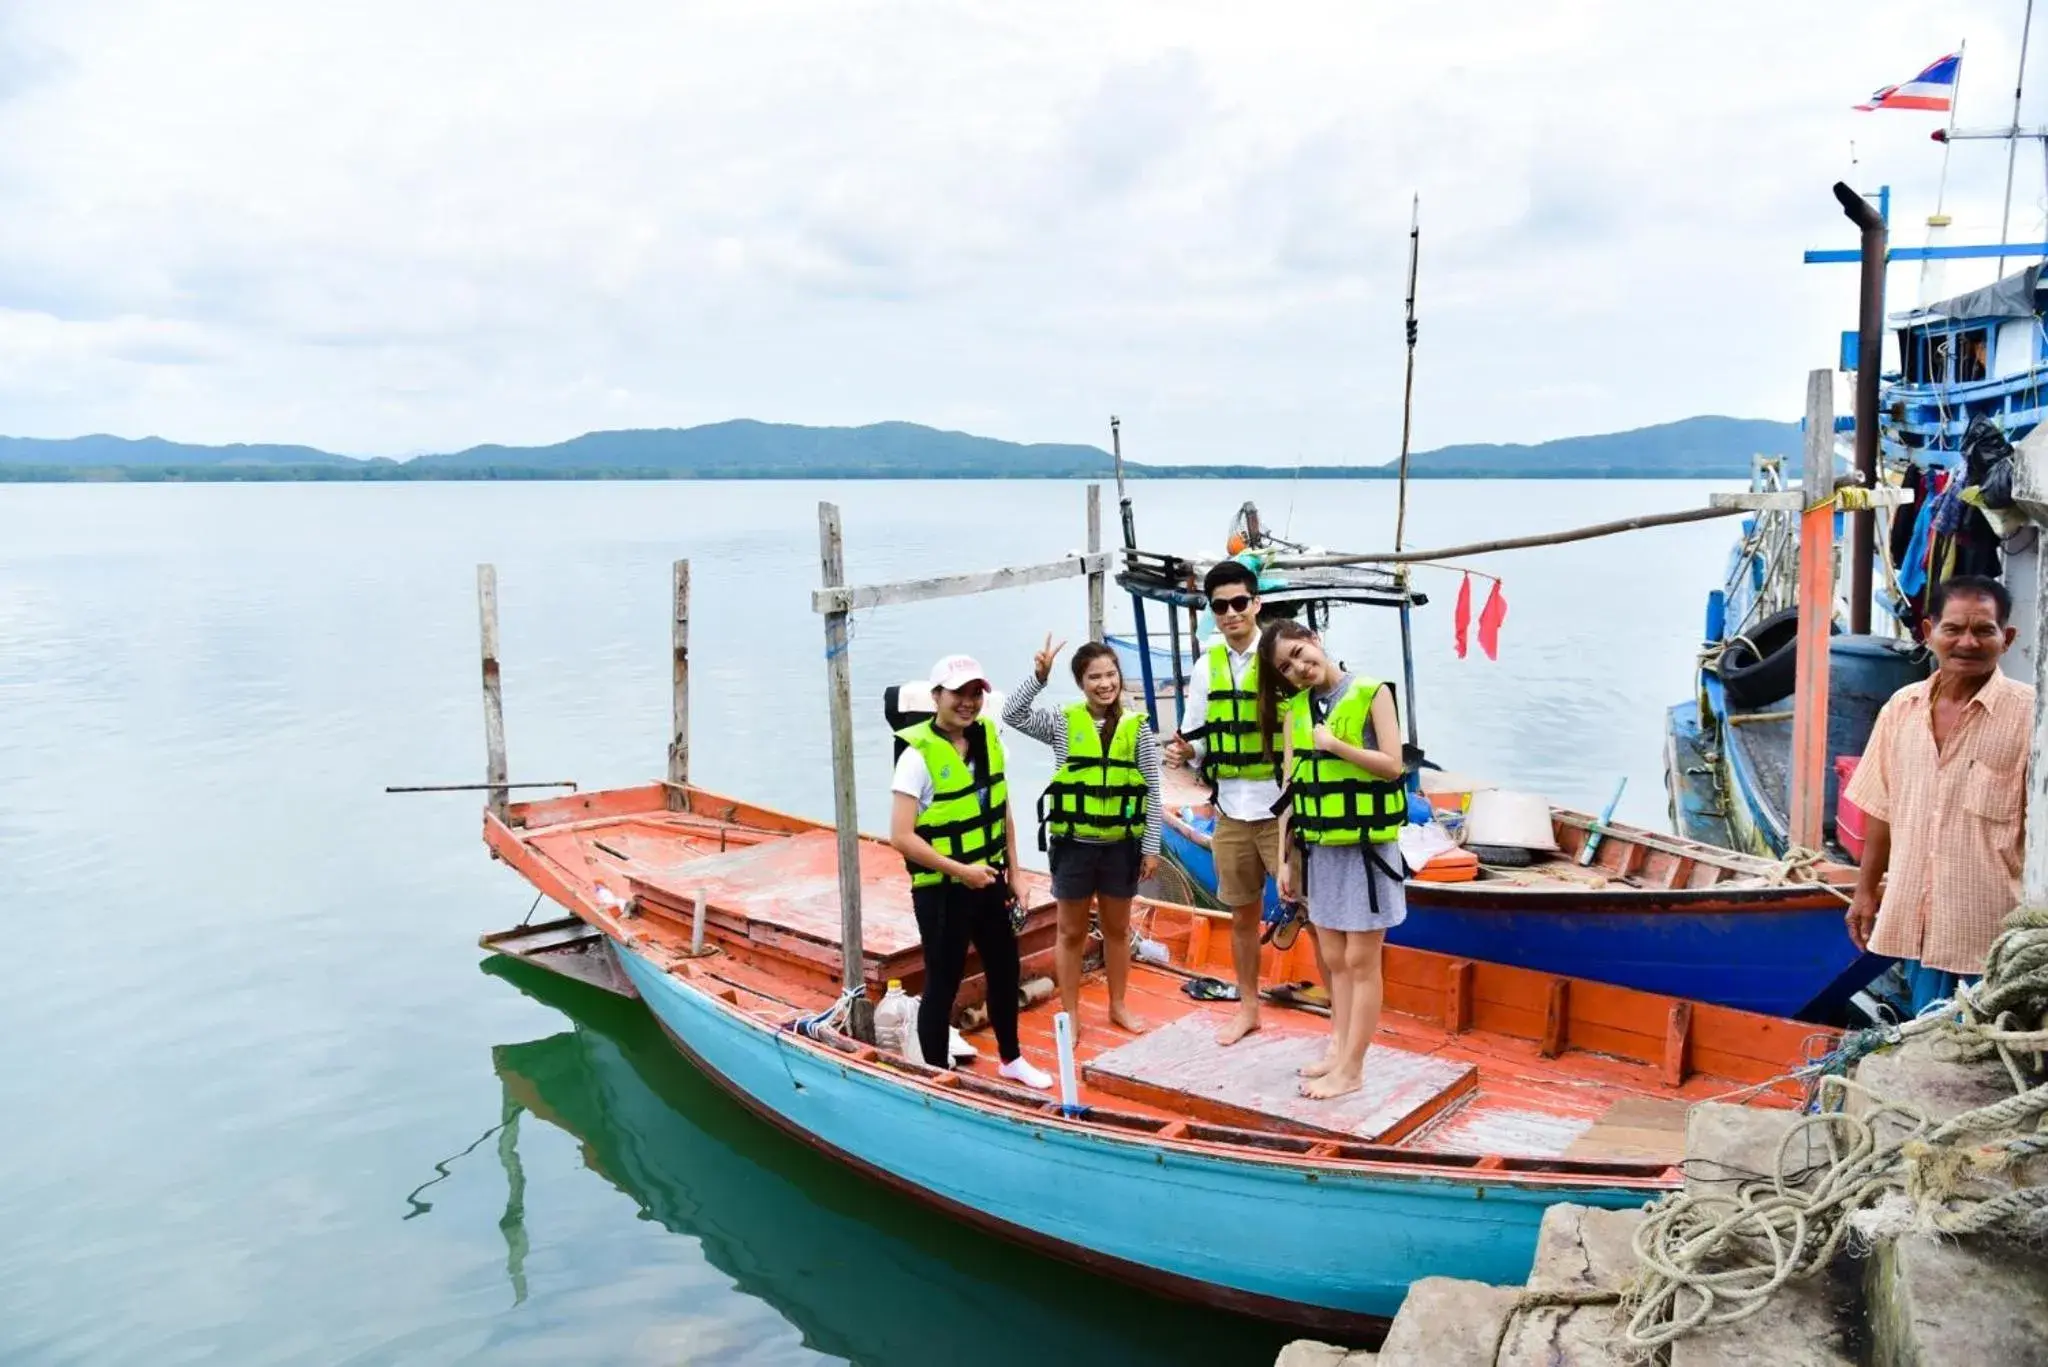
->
[0, 0, 2036, 463]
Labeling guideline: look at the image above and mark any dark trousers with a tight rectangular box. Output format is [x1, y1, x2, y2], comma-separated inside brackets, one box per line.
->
[911, 879, 1022, 1066]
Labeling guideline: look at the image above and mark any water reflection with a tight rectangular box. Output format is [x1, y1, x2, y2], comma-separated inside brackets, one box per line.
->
[477, 957, 1297, 1367]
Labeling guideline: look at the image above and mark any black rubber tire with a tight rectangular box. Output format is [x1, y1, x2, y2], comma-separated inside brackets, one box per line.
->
[1717, 607, 1802, 710]
[1467, 844, 1538, 867]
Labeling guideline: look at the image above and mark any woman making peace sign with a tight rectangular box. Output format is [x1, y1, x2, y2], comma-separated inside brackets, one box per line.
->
[1003, 634, 1162, 1040]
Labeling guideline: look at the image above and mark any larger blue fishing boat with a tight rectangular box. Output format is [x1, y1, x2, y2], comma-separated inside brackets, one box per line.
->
[1113, 505, 1867, 1022]
[1663, 43, 2047, 892]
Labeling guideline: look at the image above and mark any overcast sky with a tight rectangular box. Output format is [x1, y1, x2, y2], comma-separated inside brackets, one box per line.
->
[0, 1, 2035, 462]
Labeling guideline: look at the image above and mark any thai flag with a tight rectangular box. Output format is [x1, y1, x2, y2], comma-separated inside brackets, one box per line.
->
[1855, 52, 1961, 112]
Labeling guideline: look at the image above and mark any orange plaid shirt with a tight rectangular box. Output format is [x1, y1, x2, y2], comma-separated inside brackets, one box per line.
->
[1843, 669, 2033, 975]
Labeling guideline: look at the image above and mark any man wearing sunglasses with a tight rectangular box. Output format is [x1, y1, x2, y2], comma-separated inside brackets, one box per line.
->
[1164, 559, 1281, 1044]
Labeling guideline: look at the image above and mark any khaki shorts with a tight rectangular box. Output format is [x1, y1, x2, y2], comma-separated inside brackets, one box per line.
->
[1212, 815, 1283, 909]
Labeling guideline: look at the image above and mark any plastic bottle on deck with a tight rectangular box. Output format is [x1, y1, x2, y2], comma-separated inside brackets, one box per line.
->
[873, 980, 920, 1061]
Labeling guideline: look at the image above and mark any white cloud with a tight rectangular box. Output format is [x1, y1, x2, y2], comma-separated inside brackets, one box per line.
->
[0, 0, 2031, 460]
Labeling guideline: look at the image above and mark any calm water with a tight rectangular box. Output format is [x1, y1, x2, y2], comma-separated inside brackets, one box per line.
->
[0, 478, 1740, 1365]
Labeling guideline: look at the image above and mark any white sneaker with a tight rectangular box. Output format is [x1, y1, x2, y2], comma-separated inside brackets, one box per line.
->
[999, 1057, 1055, 1090]
[948, 1027, 979, 1063]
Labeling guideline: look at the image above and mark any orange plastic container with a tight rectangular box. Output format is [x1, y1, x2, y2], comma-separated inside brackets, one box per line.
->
[1411, 847, 1480, 883]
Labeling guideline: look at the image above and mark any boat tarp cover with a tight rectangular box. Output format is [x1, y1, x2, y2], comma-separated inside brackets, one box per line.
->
[1919, 265, 2044, 321]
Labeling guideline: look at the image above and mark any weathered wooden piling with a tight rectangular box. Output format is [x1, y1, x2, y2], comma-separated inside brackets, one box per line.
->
[669, 559, 691, 790]
[816, 503, 873, 1040]
[478, 563, 509, 821]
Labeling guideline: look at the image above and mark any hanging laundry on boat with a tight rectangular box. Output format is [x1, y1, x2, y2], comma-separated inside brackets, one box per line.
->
[1854, 51, 1961, 112]
[1453, 572, 1473, 658]
[1476, 580, 1508, 660]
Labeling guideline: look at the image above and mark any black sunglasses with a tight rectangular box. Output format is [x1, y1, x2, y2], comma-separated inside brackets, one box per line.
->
[1208, 594, 1255, 615]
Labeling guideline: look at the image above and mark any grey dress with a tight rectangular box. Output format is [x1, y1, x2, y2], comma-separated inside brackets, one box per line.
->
[1301, 675, 1408, 933]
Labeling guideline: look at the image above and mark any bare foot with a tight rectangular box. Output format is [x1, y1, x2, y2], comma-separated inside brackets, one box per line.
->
[1297, 1050, 1339, 1079]
[1215, 1010, 1260, 1046]
[1107, 1003, 1149, 1034]
[1301, 1069, 1362, 1100]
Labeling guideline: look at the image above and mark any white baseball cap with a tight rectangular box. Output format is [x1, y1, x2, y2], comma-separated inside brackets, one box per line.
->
[928, 654, 993, 692]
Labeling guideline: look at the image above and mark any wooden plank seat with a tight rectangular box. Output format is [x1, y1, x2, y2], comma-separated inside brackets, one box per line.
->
[1084, 1013, 1478, 1143]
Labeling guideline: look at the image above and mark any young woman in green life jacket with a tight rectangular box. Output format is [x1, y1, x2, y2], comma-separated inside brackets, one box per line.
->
[1004, 636, 1163, 1042]
[1258, 620, 1408, 1101]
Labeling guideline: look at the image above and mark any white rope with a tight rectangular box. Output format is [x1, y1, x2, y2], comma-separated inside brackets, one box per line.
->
[1756, 845, 1854, 906]
[1616, 906, 2048, 1355]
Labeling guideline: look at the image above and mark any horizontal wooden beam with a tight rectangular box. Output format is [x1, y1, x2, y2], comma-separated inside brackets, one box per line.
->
[812, 551, 1112, 614]
[1708, 489, 1914, 512]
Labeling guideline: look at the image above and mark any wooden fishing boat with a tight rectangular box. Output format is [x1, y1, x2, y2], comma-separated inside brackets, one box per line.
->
[482, 780, 1836, 1334]
[1154, 764, 1876, 1021]
[482, 956, 1291, 1363]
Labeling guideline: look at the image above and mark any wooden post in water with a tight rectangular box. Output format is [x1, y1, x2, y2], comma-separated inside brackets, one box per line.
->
[478, 564, 509, 821]
[668, 559, 691, 790]
[1787, 370, 1835, 851]
[1086, 483, 1105, 643]
[817, 503, 875, 1041]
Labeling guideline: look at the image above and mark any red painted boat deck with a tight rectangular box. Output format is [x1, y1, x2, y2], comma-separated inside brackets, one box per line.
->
[488, 783, 1834, 1176]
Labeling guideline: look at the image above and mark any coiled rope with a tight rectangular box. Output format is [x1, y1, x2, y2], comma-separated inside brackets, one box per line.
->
[1757, 845, 1854, 905]
[1616, 905, 2048, 1356]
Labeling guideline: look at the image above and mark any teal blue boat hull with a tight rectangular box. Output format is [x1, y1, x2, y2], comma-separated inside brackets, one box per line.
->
[611, 941, 1647, 1331]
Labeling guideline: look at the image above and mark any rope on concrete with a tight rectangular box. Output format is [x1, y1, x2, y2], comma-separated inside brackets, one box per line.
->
[1616, 905, 2048, 1357]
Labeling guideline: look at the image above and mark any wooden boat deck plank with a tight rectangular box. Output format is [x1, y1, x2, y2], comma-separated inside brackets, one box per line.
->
[1084, 1013, 1479, 1142]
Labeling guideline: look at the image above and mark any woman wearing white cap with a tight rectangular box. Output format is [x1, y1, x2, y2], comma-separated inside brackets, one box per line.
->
[889, 653, 1055, 1090]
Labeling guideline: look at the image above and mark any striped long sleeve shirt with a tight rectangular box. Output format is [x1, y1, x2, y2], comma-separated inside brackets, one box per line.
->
[1002, 673, 1163, 855]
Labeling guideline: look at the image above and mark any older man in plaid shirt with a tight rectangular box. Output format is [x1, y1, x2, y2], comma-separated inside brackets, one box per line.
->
[1845, 575, 2033, 1013]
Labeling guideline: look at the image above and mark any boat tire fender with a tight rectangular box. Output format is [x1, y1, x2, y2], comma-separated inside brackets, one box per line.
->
[1716, 607, 1801, 711]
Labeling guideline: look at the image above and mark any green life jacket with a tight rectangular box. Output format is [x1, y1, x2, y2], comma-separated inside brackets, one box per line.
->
[896, 717, 1008, 889]
[1192, 640, 1276, 783]
[1285, 678, 1406, 847]
[1039, 703, 1147, 845]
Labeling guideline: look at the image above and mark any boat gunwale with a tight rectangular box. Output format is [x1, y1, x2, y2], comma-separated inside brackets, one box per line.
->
[484, 782, 1844, 1193]
[606, 931, 1683, 1193]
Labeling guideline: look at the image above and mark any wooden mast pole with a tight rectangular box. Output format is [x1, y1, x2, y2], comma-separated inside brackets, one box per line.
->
[1086, 483, 1105, 643]
[1393, 194, 1424, 755]
[667, 559, 691, 792]
[1115, 418, 1163, 730]
[478, 564, 509, 822]
[1788, 369, 1836, 851]
[818, 502, 874, 1041]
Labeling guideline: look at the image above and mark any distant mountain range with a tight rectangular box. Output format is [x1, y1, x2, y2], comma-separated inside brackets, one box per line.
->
[0, 415, 1801, 482]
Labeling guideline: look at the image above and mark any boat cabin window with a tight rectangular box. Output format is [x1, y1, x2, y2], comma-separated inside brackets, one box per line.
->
[1929, 332, 1953, 384]
[1956, 328, 1989, 382]
[1899, 328, 1928, 384]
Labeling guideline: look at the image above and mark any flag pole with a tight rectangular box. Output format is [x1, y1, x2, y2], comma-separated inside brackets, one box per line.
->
[1934, 40, 1966, 216]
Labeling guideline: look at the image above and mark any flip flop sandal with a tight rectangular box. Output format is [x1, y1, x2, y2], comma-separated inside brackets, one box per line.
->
[1263, 980, 1332, 1012]
[1265, 981, 1331, 1010]
[1180, 976, 1241, 1003]
[1266, 904, 1309, 951]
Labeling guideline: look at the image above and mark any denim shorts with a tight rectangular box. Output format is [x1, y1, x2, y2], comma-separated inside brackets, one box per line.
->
[1049, 839, 1141, 901]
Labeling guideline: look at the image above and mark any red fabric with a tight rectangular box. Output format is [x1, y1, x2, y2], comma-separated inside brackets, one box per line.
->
[1453, 572, 1472, 658]
[1476, 581, 1508, 660]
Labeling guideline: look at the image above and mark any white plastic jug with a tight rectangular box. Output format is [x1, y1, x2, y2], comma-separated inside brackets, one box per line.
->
[873, 980, 929, 1064]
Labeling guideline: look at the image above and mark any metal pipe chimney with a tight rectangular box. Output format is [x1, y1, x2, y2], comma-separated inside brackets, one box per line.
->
[1834, 181, 1887, 634]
